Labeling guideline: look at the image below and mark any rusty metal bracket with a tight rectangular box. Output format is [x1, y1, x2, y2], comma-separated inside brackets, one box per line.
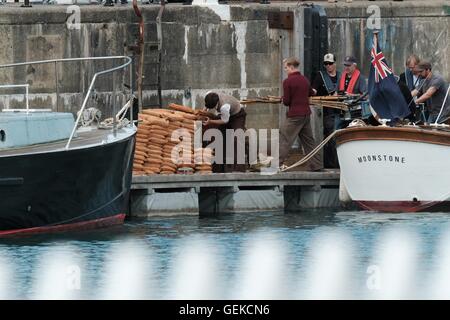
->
[132, 0, 145, 113]
[268, 12, 293, 30]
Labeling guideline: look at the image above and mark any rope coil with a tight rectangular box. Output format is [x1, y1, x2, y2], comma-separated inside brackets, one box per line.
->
[78, 107, 102, 127]
[98, 97, 134, 129]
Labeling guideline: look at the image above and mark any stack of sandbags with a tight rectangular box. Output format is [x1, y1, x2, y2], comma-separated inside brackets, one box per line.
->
[141, 108, 193, 175]
[132, 151, 146, 176]
[167, 104, 198, 172]
[194, 147, 213, 174]
[159, 110, 187, 174]
[133, 122, 153, 175]
[136, 112, 169, 175]
[133, 105, 216, 175]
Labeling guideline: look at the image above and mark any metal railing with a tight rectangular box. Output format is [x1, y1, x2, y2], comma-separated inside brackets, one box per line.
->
[0, 56, 133, 150]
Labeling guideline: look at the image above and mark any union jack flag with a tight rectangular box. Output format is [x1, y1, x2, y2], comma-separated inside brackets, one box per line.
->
[368, 32, 410, 121]
[371, 36, 393, 82]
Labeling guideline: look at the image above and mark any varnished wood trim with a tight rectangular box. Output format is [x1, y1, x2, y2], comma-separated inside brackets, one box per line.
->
[335, 126, 450, 147]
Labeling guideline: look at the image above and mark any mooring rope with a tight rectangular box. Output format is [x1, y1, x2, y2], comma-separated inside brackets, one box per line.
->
[280, 119, 368, 172]
[281, 129, 339, 172]
[98, 98, 133, 129]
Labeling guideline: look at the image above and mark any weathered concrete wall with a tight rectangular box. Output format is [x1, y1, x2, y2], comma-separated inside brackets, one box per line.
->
[0, 1, 448, 131]
[0, 5, 285, 130]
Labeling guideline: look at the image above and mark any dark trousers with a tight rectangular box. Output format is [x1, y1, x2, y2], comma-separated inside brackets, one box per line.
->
[279, 115, 323, 171]
[323, 114, 339, 168]
[212, 109, 247, 173]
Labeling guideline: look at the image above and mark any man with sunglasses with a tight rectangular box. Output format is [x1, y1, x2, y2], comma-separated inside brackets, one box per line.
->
[312, 53, 341, 168]
[312, 53, 341, 97]
[338, 56, 367, 96]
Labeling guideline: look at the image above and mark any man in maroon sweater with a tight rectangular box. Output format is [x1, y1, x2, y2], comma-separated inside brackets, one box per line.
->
[279, 57, 323, 171]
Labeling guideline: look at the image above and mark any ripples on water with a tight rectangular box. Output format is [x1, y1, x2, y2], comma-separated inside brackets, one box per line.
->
[1, 209, 450, 299]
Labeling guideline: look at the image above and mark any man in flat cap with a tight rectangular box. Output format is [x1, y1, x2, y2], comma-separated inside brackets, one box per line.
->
[338, 56, 367, 95]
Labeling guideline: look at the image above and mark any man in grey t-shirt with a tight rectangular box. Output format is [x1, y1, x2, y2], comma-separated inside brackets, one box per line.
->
[413, 61, 450, 123]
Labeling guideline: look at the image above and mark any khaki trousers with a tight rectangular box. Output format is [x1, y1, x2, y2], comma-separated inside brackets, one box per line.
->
[279, 115, 323, 170]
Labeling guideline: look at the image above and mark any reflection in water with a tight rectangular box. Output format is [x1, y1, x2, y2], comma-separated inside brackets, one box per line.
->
[0, 209, 450, 299]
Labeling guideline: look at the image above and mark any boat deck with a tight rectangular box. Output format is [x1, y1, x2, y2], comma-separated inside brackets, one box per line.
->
[0, 127, 130, 157]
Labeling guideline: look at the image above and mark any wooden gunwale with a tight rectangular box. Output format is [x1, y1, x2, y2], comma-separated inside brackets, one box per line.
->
[335, 126, 450, 147]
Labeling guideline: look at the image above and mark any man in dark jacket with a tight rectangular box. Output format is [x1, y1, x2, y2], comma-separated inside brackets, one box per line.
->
[399, 54, 422, 92]
[279, 57, 323, 171]
[395, 75, 416, 122]
[312, 53, 341, 168]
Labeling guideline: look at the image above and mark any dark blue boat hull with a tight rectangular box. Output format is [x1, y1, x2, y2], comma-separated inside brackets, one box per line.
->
[0, 134, 135, 233]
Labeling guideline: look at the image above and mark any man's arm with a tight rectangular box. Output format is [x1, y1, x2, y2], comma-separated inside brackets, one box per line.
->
[205, 118, 226, 126]
[359, 76, 368, 95]
[282, 80, 290, 106]
[399, 72, 407, 86]
[311, 74, 321, 95]
[204, 104, 230, 126]
[416, 86, 437, 104]
[412, 73, 433, 97]
[411, 82, 425, 98]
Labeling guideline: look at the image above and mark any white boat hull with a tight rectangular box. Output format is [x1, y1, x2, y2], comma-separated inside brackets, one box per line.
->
[336, 126, 450, 212]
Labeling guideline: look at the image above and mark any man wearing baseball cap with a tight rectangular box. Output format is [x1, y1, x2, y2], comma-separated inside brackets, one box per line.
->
[311, 53, 341, 168]
[312, 53, 341, 96]
[338, 55, 367, 95]
[412, 61, 450, 123]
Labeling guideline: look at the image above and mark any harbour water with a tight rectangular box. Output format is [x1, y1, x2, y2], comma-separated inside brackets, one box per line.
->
[1, 209, 450, 299]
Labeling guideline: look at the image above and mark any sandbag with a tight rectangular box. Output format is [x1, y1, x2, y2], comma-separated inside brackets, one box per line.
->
[135, 150, 147, 156]
[146, 147, 163, 154]
[138, 113, 169, 126]
[168, 103, 195, 114]
[147, 142, 165, 148]
[150, 129, 169, 137]
[141, 109, 167, 118]
[148, 125, 167, 131]
[134, 154, 147, 161]
[148, 137, 168, 145]
[148, 133, 167, 141]
[147, 154, 163, 162]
